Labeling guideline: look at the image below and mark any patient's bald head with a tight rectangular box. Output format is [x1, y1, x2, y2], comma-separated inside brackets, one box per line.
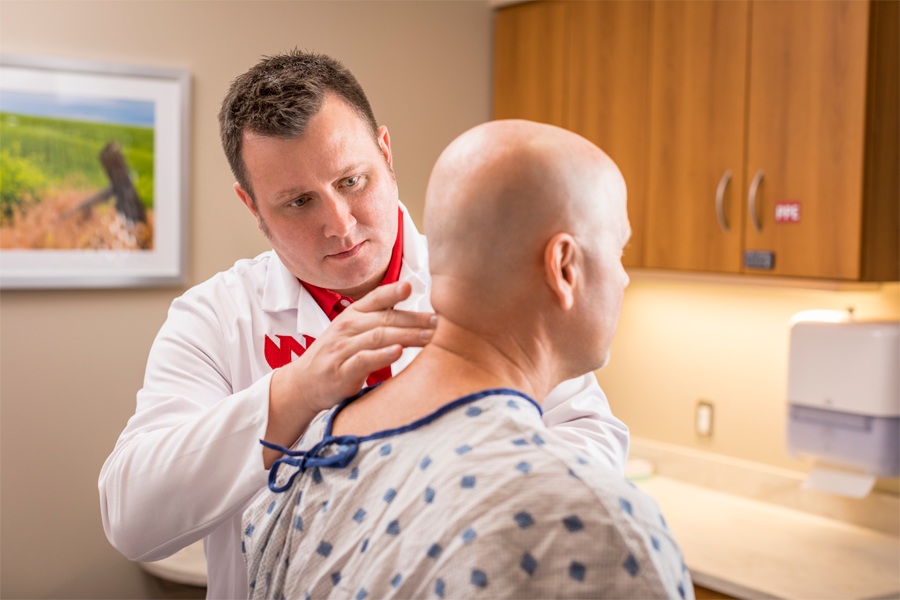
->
[424, 120, 630, 378]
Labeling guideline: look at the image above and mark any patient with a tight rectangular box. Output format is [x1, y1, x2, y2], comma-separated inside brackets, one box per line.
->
[242, 120, 692, 599]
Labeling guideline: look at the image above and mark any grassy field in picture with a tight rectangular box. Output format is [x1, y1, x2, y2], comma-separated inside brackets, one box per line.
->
[0, 111, 155, 250]
[0, 111, 154, 213]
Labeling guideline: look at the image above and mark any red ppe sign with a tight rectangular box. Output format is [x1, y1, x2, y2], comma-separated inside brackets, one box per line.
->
[775, 201, 801, 223]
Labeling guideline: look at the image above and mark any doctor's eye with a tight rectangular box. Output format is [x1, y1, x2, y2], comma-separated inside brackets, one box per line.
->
[289, 196, 311, 208]
[344, 176, 360, 188]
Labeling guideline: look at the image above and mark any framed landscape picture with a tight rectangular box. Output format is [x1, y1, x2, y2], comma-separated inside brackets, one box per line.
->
[0, 54, 190, 288]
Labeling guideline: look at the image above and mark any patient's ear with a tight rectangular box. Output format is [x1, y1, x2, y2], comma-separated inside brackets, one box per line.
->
[544, 233, 578, 310]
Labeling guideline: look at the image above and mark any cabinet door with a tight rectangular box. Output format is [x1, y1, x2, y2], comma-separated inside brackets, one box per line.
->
[566, 1, 653, 268]
[744, 1, 870, 279]
[493, 1, 569, 126]
[644, 1, 750, 273]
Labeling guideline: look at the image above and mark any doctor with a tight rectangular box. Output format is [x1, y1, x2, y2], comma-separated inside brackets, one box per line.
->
[99, 50, 630, 599]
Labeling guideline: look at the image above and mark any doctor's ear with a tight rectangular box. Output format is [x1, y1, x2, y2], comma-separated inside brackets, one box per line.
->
[544, 233, 579, 310]
[234, 183, 263, 230]
[378, 126, 394, 169]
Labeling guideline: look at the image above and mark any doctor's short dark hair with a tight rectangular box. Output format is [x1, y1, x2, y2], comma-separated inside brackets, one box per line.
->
[218, 49, 379, 205]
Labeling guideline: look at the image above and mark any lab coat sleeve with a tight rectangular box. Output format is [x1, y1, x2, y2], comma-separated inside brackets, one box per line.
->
[541, 372, 630, 474]
[98, 292, 272, 562]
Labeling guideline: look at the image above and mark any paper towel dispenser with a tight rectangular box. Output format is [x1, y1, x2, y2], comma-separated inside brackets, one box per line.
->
[786, 319, 899, 495]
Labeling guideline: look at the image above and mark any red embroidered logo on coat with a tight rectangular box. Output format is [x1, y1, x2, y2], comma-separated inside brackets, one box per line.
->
[264, 334, 316, 369]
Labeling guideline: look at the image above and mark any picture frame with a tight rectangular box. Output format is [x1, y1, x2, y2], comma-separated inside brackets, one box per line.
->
[0, 54, 190, 289]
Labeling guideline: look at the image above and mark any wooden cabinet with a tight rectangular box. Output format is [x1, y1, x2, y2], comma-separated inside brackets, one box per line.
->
[694, 584, 737, 600]
[644, 1, 750, 273]
[494, 0, 652, 267]
[493, 0, 899, 281]
[742, 1, 880, 280]
[493, 1, 568, 128]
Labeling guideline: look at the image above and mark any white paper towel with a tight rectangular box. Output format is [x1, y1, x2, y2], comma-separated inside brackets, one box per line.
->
[801, 465, 876, 498]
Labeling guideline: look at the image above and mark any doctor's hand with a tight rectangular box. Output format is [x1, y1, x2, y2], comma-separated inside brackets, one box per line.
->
[263, 281, 435, 468]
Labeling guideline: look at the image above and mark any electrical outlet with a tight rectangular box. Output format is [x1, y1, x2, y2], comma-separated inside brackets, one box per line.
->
[696, 400, 714, 437]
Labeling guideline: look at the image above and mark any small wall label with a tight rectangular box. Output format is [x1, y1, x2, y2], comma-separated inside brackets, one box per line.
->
[775, 201, 801, 223]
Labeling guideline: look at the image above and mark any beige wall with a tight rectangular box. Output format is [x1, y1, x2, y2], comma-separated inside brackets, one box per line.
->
[0, 2, 492, 598]
[597, 276, 900, 491]
[2, 1, 898, 599]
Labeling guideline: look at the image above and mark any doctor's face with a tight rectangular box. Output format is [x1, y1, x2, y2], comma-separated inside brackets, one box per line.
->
[235, 94, 399, 299]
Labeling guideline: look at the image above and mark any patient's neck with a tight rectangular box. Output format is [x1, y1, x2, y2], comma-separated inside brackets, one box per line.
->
[331, 316, 553, 438]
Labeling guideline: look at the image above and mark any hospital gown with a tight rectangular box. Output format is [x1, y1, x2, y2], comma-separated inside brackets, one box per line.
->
[242, 389, 693, 599]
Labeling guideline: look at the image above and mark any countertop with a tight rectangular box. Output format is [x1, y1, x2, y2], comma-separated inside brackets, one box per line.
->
[636, 476, 900, 600]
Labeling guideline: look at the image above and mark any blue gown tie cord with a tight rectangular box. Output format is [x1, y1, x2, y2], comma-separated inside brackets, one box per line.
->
[260, 436, 360, 493]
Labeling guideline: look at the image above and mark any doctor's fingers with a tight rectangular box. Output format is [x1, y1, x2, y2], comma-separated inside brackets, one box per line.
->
[352, 281, 412, 312]
[339, 345, 404, 382]
[334, 325, 433, 360]
[337, 307, 436, 336]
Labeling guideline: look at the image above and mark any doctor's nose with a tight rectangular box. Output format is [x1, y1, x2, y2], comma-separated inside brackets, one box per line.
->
[322, 197, 357, 239]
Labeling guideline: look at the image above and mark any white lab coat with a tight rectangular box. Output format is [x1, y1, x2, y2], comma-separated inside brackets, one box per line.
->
[98, 204, 629, 599]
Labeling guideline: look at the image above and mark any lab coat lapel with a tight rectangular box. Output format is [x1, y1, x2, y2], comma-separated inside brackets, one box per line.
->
[259, 250, 330, 338]
[395, 202, 432, 314]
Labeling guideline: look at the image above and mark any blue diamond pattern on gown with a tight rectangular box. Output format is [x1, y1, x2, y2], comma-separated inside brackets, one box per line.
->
[514, 511, 535, 528]
[532, 434, 545, 445]
[435, 579, 445, 598]
[420, 456, 432, 470]
[507, 400, 519, 409]
[321, 501, 328, 513]
[353, 509, 366, 523]
[331, 572, 341, 586]
[466, 406, 483, 417]
[349, 467, 359, 480]
[267, 501, 276, 514]
[623, 554, 640, 577]
[356, 588, 368, 600]
[384, 488, 397, 503]
[391, 573, 402, 588]
[245, 524, 255, 537]
[312, 467, 323, 484]
[661, 514, 668, 528]
[462, 527, 476, 543]
[563, 515, 584, 532]
[295, 490, 303, 505]
[424, 487, 435, 503]
[471, 570, 488, 588]
[570, 561, 586, 582]
[461, 475, 476, 488]
[456, 444, 472, 455]
[317, 541, 333, 557]
[241, 541, 246, 553]
[620, 498, 633, 515]
[360, 539, 368, 553]
[387, 520, 400, 535]
[294, 516, 303, 531]
[512, 438, 529, 446]
[651, 536, 660, 550]
[380, 444, 392, 456]
[516, 462, 531, 474]
[521, 553, 537, 576]
[427, 543, 442, 559]
[678, 581, 686, 598]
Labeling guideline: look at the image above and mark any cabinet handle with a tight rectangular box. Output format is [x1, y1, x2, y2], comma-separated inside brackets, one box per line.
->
[715, 170, 732, 233]
[748, 169, 764, 233]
